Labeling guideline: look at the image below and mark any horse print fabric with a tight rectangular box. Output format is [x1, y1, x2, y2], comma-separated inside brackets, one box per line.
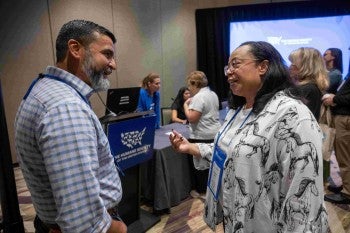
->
[198, 91, 328, 233]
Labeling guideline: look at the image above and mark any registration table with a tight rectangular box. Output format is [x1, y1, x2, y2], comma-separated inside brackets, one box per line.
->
[140, 123, 192, 212]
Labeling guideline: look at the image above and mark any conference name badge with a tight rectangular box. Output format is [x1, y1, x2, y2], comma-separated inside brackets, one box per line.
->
[208, 146, 226, 201]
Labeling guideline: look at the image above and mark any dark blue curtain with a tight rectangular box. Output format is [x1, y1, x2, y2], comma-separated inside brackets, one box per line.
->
[0, 80, 25, 232]
[196, 0, 350, 101]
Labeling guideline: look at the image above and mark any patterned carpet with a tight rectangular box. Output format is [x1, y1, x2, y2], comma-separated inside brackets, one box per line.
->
[325, 153, 350, 233]
[328, 152, 342, 188]
[2, 152, 349, 232]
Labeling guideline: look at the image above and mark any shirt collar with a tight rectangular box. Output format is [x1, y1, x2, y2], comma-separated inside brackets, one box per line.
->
[45, 66, 94, 100]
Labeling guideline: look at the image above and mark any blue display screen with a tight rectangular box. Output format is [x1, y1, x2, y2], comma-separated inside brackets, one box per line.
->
[230, 15, 350, 76]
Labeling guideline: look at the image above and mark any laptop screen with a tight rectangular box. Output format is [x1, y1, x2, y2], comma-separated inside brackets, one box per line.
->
[105, 87, 140, 116]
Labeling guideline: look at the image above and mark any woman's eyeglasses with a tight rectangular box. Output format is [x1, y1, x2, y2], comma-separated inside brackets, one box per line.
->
[224, 59, 259, 76]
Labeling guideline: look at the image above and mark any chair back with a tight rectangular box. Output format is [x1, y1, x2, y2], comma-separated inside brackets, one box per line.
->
[161, 107, 172, 126]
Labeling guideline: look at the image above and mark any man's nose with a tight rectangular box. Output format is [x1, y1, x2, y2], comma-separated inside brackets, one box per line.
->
[109, 58, 117, 70]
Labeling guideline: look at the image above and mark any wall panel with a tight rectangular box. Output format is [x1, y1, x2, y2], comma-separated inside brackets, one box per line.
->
[1, 0, 292, 163]
[48, 0, 115, 117]
[160, 0, 197, 106]
[113, 0, 162, 89]
[0, 0, 53, 162]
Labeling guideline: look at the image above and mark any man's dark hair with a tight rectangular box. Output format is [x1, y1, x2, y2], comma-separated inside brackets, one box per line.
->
[56, 19, 116, 63]
[228, 41, 296, 114]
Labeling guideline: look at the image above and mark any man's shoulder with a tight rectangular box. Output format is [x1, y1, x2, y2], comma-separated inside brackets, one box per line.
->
[32, 78, 87, 111]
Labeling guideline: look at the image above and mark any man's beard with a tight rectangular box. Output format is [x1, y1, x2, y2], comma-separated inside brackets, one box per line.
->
[82, 50, 111, 92]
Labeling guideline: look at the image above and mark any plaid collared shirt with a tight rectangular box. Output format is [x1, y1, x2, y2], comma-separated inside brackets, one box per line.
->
[15, 66, 122, 232]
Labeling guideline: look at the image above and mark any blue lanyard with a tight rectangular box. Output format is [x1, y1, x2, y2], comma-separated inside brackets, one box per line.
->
[110, 147, 125, 177]
[23, 73, 91, 108]
[214, 106, 252, 147]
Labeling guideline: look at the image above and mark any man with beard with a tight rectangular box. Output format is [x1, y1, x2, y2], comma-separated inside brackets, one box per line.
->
[14, 20, 126, 233]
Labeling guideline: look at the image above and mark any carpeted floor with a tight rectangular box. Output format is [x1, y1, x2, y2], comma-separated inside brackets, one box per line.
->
[3, 152, 350, 233]
[324, 153, 350, 233]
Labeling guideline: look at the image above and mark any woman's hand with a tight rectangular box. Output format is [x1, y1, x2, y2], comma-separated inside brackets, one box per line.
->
[183, 97, 201, 123]
[107, 219, 127, 233]
[184, 97, 192, 106]
[169, 130, 201, 157]
[322, 94, 336, 106]
[169, 130, 189, 154]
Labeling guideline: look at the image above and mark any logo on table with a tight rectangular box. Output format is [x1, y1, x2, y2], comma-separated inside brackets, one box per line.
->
[121, 127, 146, 149]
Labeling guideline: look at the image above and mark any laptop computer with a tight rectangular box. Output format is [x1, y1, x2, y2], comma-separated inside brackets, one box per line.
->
[105, 87, 140, 116]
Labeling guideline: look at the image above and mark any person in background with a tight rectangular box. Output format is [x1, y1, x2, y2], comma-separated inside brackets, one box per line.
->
[184, 71, 221, 199]
[170, 41, 328, 232]
[14, 20, 126, 233]
[288, 48, 330, 185]
[323, 67, 350, 204]
[288, 47, 329, 120]
[171, 86, 191, 124]
[324, 48, 343, 94]
[136, 73, 161, 128]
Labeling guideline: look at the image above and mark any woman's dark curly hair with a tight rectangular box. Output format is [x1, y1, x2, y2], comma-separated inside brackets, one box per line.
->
[228, 41, 297, 114]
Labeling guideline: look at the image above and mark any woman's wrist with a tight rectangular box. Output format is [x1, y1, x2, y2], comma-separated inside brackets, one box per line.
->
[188, 143, 201, 157]
[183, 105, 189, 117]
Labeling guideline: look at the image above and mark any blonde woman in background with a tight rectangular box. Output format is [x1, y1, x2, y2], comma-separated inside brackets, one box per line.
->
[288, 47, 329, 120]
[289, 47, 330, 188]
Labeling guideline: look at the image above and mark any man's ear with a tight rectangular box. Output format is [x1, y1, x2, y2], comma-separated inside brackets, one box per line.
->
[67, 39, 83, 59]
[258, 60, 269, 75]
